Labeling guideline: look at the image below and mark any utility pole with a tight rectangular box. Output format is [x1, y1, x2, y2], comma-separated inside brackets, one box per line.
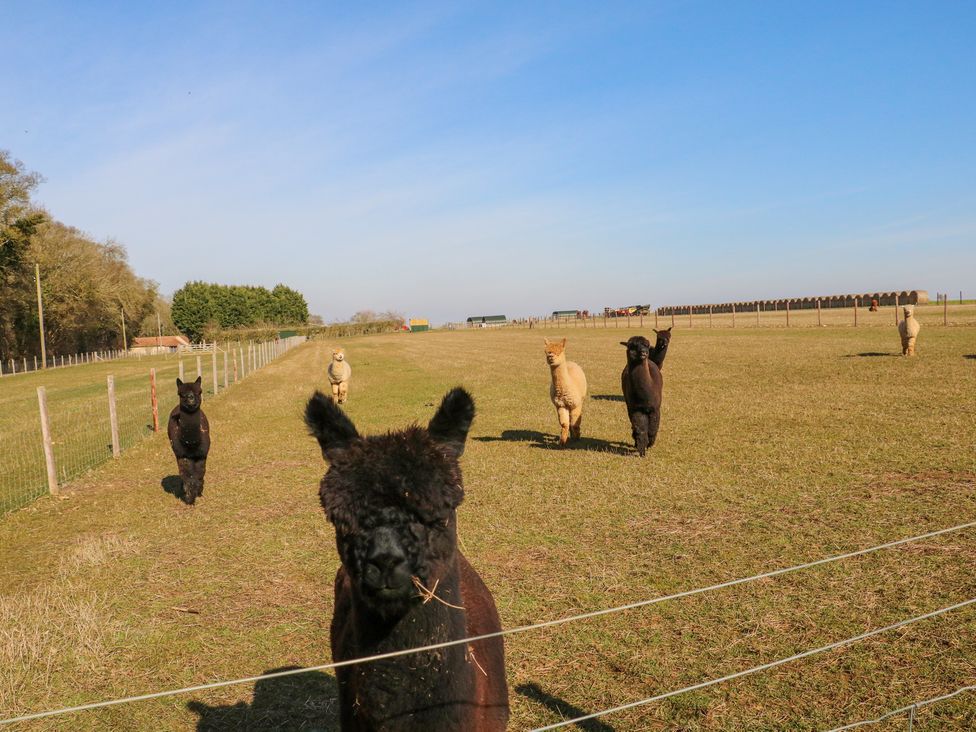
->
[35, 263, 47, 369]
[156, 311, 162, 347]
[120, 307, 128, 352]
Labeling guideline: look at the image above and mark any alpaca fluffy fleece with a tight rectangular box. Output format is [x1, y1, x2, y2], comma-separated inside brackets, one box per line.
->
[544, 338, 587, 446]
[327, 348, 352, 403]
[898, 307, 921, 356]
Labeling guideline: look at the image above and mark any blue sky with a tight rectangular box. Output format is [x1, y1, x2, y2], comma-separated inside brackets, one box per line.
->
[4, 1, 975, 323]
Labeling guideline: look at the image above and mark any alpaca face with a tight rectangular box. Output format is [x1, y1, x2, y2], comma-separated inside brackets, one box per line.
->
[306, 388, 475, 620]
[652, 327, 672, 351]
[176, 376, 203, 412]
[543, 338, 567, 366]
[332, 348, 345, 362]
[621, 336, 652, 366]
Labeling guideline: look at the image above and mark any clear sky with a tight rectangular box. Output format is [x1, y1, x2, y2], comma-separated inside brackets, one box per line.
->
[4, 1, 975, 323]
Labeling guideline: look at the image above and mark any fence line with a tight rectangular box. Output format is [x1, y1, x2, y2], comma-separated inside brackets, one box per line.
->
[527, 598, 976, 731]
[0, 337, 306, 515]
[0, 519, 972, 725]
[824, 684, 976, 731]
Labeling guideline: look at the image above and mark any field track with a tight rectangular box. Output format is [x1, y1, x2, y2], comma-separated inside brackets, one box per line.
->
[1, 326, 975, 730]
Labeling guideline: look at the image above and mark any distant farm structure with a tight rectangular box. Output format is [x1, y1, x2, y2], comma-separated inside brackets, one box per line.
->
[408, 318, 430, 332]
[466, 315, 508, 328]
[604, 305, 651, 318]
[129, 335, 190, 355]
[657, 291, 929, 316]
[552, 310, 590, 320]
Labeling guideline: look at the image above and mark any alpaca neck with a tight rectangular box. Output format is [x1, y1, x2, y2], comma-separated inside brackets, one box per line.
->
[178, 408, 204, 443]
[549, 360, 570, 386]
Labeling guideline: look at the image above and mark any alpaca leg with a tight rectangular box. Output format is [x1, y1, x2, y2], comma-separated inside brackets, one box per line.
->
[906, 336, 916, 356]
[630, 411, 649, 457]
[901, 335, 910, 355]
[569, 405, 583, 440]
[557, 407, 571, 446]
[331, 382, 340, 403]
[338, 381, 348, 404]
[194, 459, 207, 497]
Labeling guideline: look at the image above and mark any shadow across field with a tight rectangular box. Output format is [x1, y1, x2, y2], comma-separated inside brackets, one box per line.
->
[161, 475, 187, 503]
[517, 683, 617, 731]
[964, 354, 976, 360]
[187, 667, 339, 731]
[591, 394, 625, 402]
[844, 352, 898, 358]
[474, 430, 633, 455]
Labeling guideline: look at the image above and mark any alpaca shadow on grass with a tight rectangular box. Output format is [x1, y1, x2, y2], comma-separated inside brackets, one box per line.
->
[964, 354, 976, 360]
[591, 394, 625, 403]
[517, 683, 616, 731]
[844, 352, 897, 358]
[187, 667, 339, 731]
[473, 430, 633, 456]
[161, 475, 186, 502]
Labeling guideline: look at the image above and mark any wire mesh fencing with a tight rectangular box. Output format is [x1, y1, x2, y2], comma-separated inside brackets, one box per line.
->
[0, 337, 305, 515]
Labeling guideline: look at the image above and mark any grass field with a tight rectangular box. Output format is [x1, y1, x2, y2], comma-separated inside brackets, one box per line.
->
[1, 325, 974, 730]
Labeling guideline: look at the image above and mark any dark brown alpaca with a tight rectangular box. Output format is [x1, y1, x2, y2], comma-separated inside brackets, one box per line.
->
[650, 327, 672, 369]
[305, 387, 509, 731]
[167, 376, 210, 504]
[620, 336, 664, 457]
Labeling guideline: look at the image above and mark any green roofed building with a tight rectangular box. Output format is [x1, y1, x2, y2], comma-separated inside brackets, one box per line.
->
[552, 310, 578, 319]
[466, 315, 507, 327]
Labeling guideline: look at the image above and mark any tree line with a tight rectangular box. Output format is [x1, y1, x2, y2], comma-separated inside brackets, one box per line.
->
[1, 150, 165, 360]
[171, 282, 309, 342]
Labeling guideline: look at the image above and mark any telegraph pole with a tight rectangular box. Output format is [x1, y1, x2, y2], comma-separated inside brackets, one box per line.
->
[120, 307, 128, 352]
[35, 263, 47, 368]
[156, 311, 162, 347]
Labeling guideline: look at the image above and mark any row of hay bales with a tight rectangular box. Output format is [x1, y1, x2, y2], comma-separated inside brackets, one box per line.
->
[658, 290, 929, 316]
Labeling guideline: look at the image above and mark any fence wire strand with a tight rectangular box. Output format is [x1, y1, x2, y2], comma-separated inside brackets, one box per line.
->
[824, 684, 976, 731]
[527, 598, 976, 731]
[1, 521, 973, 726]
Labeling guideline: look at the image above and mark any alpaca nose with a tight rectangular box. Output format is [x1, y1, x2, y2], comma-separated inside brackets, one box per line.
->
[364, 529, 410, 592]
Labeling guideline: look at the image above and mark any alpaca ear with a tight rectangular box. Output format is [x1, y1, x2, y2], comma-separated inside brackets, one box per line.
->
[560, 338, 567, 347]
[543, 338, 550, 345]
[619, 341, 629, 347]
[665, 327, 672, 332]
[305, 391, 359, 462]
[428, 387, 475, 458]
[176, 377, 183, 387]
[194, 376, 202, 386]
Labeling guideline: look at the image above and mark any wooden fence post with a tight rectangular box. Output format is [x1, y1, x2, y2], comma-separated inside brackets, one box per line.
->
[223, 350, 229, 389]
[817, 298, 821, 326]
[732, 303, 736, 328]
[211, 350, 218, 395]
[786, 300, 791, 327]
[196, 355, 202, 380]
[944, 296, 948, 326]
[688, 306, 693, 328]
[671, 311, 675, 328]
[107, 375, 120, 458]
[756, 302, 760, 327]
[709, 305, 713, 328]
[894, 293, 900, 325]
[854, 298, 858, 327]
[150, 368, 159, 432]
[654, 310, 659, 329]
[37, 386, 59, 495]
[179, 359, 185, 381]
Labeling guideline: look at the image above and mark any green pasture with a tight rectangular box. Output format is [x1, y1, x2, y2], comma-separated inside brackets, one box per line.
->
[1, 325, 974, 730]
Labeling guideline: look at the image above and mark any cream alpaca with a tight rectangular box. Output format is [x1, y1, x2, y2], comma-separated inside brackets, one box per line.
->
[898, 307, 921, 356]
[544, 338, 587, 446]
[327, 348, 352, 403]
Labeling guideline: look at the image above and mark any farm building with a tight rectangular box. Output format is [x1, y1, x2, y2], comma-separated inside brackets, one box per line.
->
[129, 335, 190, 355]
[466, 315, 508, 328]
[551, 310, 580, 319]
[409, 318, 430, 332]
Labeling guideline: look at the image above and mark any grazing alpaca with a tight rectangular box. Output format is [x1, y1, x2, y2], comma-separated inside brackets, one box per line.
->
[167, 376, 210, 504]
[328, 348, 352, 404]
[620, 336, 663, 457]
[650, 327, 672, 369]
[305, 387, 509, 731]
[544, 338, 587, 446]
[898, 306, 921, 356]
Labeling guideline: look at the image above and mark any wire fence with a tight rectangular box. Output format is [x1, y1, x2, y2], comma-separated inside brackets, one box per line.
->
[0, 519, 972, 727]
[0, 348, 130, 377]
[826, 685, 976, 731]
[0, 336, 305, 515]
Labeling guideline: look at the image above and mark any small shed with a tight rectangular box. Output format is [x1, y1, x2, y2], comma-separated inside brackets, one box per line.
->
[130, 335, 190, 355]
[409, 318, 430, 332]
[551, 310, 579, 319]
[466, 315, 508, 328]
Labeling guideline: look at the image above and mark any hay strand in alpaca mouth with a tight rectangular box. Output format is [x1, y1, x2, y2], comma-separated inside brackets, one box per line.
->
[412, 576, 464, 610]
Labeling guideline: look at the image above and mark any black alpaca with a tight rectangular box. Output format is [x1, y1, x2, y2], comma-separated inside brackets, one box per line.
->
[650, 327, 672, 369]
[168, 376, 210, 505]
[620, 336, 663, 457]
[305, 387, 509, 732]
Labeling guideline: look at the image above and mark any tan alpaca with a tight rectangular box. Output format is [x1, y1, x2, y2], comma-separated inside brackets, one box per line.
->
[327, 348, 352, 403]
[898, 306, 921, 356]
[544, 338, 587, 446]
